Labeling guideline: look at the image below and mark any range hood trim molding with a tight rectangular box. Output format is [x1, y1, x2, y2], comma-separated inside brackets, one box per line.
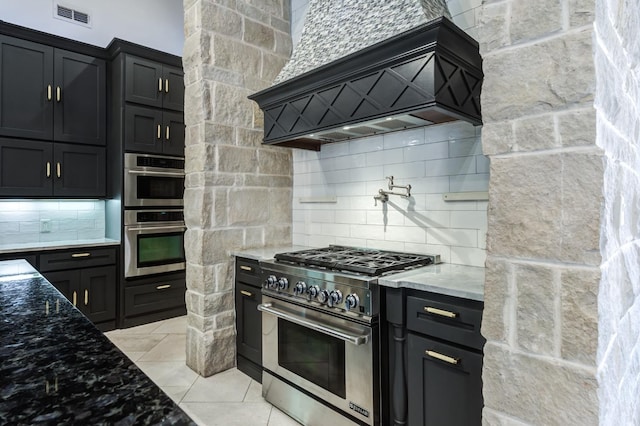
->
[249, 17, 483, 150]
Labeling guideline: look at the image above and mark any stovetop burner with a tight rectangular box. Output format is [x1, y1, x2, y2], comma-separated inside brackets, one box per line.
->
[274, 245, 439, 276]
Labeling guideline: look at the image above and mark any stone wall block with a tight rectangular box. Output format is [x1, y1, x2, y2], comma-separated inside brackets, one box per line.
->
[245, 0, 283, 18]
[202, 65, 244, 87]
[202, 229, 245, 264]
[187, 311, 215, 333]
[258, 147, 293, 175]
[482, 342, 598, 424]
[481, 121, 514, 156]
[184, 81, 211, 126]
[561, 268, 599, 364]
[558, 108, 597, 147]
[213, 310, 236, 330]
[201, 2, 243, 39]
[183, 187, 213, 228]
[244, 19, 276, 50]
[236, 127, 264, 147]
[186, 263, 215, 294]
[271, 16, 290, 33]
[186, 326, 236, 377]
[183, 31, 210, 68]
[477, 1, 510, 53]
[262, 52, 289, 82]
[205, 123, 235, 145]
[212, 35, 262, 76]
[185, 143, 216, 173]
[203, 290, 234, 317]
[569, 0, 596, 28]
[229, 188, 270, 225]
[186, 123, 204, 148]
[213, 83, 253, 127]
[487, 155, 563, 259]
[482, 30, 595, 122]
[514, 114, 557, 151]
[185, 229, 204, 264]
[253, 100, 264, 128]
[237, 2, 270, 24]
[481, 257, 510, 343]
[244, 226, 264, 247]
[516, 264, 556, 355]
[269, 188, 293, 222]
[274, 30, 293, 56]
[217, 145, 258, 173]
[264, 224, 292, 246]
[510, 0, 562, 43]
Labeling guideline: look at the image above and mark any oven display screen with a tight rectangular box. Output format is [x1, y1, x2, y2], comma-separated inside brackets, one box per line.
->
[136, 176, 184, 200]
[137, 233, 185, 267]
[278, 319, 346, 398]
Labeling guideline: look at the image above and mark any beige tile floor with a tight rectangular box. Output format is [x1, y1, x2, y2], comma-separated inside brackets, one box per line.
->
[104, 316, 300, 426]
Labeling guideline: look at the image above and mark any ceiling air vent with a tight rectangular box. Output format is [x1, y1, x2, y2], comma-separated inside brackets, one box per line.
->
[54, 3, 91, 27]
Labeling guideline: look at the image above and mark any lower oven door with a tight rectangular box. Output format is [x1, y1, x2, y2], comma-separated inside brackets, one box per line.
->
[124, 224, 186, 278]
[259, 295, 376, 425]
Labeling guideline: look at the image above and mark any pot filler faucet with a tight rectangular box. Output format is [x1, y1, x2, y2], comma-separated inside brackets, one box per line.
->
[374, 176, 412, 205]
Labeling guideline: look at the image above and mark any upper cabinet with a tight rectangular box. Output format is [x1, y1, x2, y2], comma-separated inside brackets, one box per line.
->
[125, 56, 184, 112]
[0, 35, 106, 146]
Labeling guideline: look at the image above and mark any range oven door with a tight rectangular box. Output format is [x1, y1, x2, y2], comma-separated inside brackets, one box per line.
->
[124, 223, 186, 278]
[259, 295, 376, 426]
[124, 153, 184, 207]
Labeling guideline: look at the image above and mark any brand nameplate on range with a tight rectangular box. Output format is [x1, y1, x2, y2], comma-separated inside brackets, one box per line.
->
[349, 402, 369, 418]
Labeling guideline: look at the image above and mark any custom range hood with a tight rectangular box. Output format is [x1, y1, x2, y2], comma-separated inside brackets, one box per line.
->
[249, 13, 483, 151]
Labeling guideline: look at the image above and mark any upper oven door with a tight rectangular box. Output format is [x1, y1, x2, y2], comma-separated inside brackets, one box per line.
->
[124, 223, 186, 278]
[124, 153, 184, 207]
[259, 295, 376, 425]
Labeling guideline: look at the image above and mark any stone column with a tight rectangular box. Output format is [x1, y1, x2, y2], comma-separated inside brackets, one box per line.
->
[478, 1, 602, 424]
[182, 0, 293, 377]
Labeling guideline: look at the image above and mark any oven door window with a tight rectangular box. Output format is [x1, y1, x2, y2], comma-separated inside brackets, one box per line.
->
[137, 232, 185, 267]
[136, 176, 184, 200]
[278, 318, 346, 398]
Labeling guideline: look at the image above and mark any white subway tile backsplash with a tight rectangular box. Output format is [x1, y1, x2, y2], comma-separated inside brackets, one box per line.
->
[0, 222, 20, 233]
[293, 125, 488, 267]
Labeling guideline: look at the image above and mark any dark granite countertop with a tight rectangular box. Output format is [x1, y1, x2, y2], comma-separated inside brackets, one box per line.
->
[0, 260, 194, 425]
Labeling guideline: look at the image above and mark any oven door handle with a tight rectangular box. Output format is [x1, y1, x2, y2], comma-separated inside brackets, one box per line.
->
[258, 303, 369, 346]
[126, 225, 186, 231]
[127, 170, 185, 177]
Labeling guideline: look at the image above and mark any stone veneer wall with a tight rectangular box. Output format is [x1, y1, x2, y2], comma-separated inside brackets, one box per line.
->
[479, 0, 603, 424]
[182, 0, 293, 376]
[594, 0, 640, 423]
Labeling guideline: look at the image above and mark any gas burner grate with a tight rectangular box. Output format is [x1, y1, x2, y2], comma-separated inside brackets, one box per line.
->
[274, 245, 438, 276]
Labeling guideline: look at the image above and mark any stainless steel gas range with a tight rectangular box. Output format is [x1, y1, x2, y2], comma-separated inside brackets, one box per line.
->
[258, 246, 440, 426]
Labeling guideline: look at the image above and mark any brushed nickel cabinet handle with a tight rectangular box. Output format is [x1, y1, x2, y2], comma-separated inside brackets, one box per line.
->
[165, 125, 169, 140]
[56, 86, 61, 102]
[165, 78, 169, 93]
[157, 124, 161, 139]
[158, 77, 162, 92]
[426, 350, 459, 365]
[71, 253, 91, 258]
[240, 290, 253, 297]
[46, 162, 51, 178]
[47, 85, 52, 101]
[240, 265, 252, 271]
[84, 289, 89, 305]
[72, 291, 77, 306]
[56, 162, 61, 178]
[424, 306, 458, 318]
[156, 284, 171, 290]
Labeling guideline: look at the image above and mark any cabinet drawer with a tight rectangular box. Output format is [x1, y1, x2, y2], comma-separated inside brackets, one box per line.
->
[124, 276, 186, 317]
[406, 291, 484, 350]
[39, 247, 116, 272]
[235, 257, 262, 288]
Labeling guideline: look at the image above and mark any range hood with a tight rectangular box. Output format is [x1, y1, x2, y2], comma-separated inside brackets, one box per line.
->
[249, 17, 483, 151]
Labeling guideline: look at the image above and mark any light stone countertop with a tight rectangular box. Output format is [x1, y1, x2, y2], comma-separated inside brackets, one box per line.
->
[231, 245, 312, 261]
[379, 263, 485, 301]
[0, 238, 120, 255]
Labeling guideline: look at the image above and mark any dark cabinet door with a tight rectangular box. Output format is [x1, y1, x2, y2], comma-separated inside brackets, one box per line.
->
[53, 143, 105, 197]
[125, 55, 163, 108]
[162, 65, 184, 112]
[81, 265, 116, 324]
[235, 282, 262, 366]
[53, 50, 106, 146]
[0, 138, 53, 197]
[407, 333, 483, 426]
[162, 111, 185, 156]
[43, 269, 79, 307]
[0, 36, 54, 140]
[124, 105, 163, 154]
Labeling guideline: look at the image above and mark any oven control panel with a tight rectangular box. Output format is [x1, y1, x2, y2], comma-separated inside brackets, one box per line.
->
[261, 272, 374, 318]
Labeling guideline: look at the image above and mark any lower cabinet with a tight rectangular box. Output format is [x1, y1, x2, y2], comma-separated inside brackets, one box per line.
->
[39, 246, 118, 331]
[121, 271, 186, 328]
[384, 287, 485, 426]
[235, 257, 262, 382]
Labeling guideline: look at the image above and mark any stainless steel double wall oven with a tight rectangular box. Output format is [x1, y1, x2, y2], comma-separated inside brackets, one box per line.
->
[123, 153, 185, 278]
[259, 246, 438, 426]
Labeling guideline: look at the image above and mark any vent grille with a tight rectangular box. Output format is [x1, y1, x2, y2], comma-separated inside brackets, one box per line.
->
[55, 3, 91, 27]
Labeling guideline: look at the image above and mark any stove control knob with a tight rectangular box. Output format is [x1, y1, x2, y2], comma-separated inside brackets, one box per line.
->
[345, 294, 360, 311]
[328, 290, 343, 308]
[293, 281, 307, 296]
[307, 285, 320, 300]
[318, 290, 330, 304]
[265, 275, 277, 289]
[277, 277, 289, 290]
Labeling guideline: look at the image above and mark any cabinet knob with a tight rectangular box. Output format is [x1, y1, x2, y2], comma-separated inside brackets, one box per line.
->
[158, 77, 163, 92]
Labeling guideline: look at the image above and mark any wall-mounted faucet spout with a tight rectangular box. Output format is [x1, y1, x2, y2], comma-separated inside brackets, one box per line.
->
[373, 176, 412, 206]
